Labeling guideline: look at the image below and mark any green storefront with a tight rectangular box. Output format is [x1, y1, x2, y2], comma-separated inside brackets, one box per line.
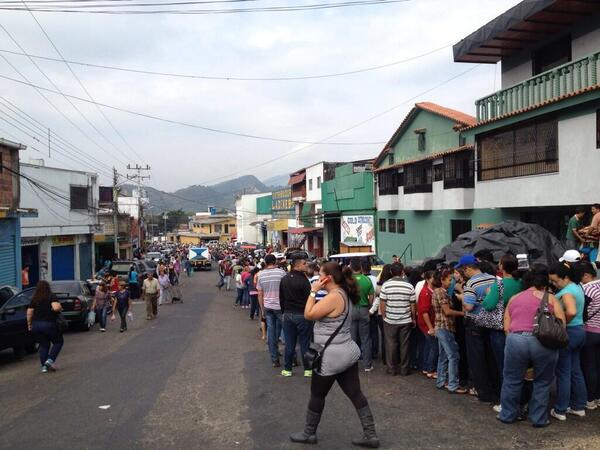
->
[321, 162, 375, 255]
[374, 103, 516, 264]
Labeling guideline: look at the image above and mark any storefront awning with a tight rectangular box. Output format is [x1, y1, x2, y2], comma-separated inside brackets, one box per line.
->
[288, 227, 322, 235]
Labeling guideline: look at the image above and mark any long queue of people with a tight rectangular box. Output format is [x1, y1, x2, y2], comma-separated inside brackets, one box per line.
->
[221, 246, 600, 445]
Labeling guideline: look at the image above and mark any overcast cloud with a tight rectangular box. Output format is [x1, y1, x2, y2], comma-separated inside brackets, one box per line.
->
[0, 0, 518, 191]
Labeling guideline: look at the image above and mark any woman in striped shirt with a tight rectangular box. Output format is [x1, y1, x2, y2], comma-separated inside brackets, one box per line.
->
[578, 261, 600, 410]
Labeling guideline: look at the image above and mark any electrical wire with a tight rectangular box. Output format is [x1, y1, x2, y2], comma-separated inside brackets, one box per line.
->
[0, 44, 449, 82]
[0, 72, 391, 145]
[20, 0, 145, 162]
[0, 0, 410, 14]
[0, 23, 130, 167]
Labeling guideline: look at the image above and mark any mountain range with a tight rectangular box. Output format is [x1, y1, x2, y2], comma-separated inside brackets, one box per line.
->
[124, 174, 286, 214]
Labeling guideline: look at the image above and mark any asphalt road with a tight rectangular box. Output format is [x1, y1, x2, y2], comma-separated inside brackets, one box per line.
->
[1, 271, 599, 450]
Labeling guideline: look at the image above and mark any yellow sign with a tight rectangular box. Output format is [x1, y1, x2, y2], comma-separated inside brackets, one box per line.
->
[52, 235, 75, 245]
[267, 219, 289, 232]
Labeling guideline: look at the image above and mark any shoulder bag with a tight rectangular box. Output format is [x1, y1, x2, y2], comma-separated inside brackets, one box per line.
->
[474, 280, 504, 330]
[533, 291, 569, 350]
[304, 294, 350, 373]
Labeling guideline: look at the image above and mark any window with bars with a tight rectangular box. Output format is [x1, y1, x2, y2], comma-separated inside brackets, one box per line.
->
[397, 219, 405, 234]
[404, 161, 433, 194]
[478, 117, 558, 181]
[388, 218, 396, 233]
[309, 179, 313, 191]
[418, 133, 426, 152]
[70, 185, 89, 210]
[379, 218, 386, 232]
[444, 152, 474, 189]
[433, 164, 444, 182]
[378, 169, 397, 195]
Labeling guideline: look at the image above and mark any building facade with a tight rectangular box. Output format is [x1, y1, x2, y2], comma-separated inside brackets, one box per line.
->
[454, 0, 600, 239]
[374, 102, 513, 263]
[20, 162, 97, 282]
[236, 192, 271, 244]
[0, 139, 30, 288]
[321, 160, 375, 255]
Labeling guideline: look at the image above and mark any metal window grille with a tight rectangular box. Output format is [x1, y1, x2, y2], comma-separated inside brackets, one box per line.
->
[378, 170, 397, 195]
[397, 219, 405, 234]
[379, 218, 386, 232]
[404, 161, 432, 194]
[70, 185, 89, 210]
[388, 218, 396, 233]
[444, 152, 474, 189]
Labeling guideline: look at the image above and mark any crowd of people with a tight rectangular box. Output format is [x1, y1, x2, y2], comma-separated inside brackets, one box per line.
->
[216, 233, 600, 442]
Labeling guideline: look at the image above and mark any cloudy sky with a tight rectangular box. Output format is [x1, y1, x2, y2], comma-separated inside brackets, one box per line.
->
[0, 0, 519, 191]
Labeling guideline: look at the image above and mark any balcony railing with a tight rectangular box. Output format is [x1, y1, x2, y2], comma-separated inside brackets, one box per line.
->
[475, 51, 600, 122]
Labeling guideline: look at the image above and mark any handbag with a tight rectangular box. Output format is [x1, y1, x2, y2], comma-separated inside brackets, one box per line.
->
[533, 291, 569, 350]
[56, 313, 69, 332]
[474, 280, 504, 330]
[304, 296, 350, 373]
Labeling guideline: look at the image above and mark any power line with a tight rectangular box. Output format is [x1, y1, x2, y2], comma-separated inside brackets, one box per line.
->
[0, 72, 389, 145]
[0, 22, 130, 167]
[0, 0, 410, 14]
[0, 44, 449, 82]
[18, 2, 144, 162]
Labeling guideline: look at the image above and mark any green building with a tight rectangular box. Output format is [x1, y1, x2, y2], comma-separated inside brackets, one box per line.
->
[374, 102, 517, 264]
[321, 160, 375, 255]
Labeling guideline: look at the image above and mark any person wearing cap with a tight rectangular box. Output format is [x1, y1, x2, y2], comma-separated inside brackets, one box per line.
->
[559, 249, 582, 264]
[279, 253, 313, 377]
[456, 254, 499, 403]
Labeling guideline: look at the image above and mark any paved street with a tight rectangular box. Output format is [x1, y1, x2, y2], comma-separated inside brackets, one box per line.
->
[1, 271, 599, 450]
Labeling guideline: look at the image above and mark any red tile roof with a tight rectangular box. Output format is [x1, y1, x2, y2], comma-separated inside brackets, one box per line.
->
[374, 102, 475, 167]
[415, 102, 476, 127]
[288, 172, 306, 186]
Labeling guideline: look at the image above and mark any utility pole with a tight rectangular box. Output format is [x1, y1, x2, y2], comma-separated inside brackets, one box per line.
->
[126, 164, 151, 250]
[48, 128, 51, 158]
[112, 167, 119, 258]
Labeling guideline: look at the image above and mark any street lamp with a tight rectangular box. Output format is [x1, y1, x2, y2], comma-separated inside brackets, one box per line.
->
[162, 213, 168, 238]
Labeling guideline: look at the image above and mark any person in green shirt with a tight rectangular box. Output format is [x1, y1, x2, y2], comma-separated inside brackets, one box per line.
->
[349, 257, 375, 372]
[565, 207, 586, 250]
[482, 254, 524, 311]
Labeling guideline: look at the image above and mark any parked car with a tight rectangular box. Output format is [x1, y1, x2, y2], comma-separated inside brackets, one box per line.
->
[0, 288, 36, 357]
[50, 280, 95, 330]
[139, 260, 157, 278]
[145, 251, 162, 262]
[0, 285, 20, 309]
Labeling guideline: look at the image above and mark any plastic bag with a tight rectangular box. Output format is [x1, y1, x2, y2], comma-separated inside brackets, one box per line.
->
[127, 311, 134, 322]
[87, 310, 96, 327]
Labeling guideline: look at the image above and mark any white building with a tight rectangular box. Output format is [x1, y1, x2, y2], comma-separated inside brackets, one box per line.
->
[20, 162, 98, 283]
[236, 192, 271, 244]
[118, 187, 148, 219]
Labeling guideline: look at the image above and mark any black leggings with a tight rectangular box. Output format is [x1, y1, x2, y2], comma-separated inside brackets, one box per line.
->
[308, 363, 368, 413]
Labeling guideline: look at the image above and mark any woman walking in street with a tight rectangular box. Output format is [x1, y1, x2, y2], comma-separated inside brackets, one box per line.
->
[111, 281, 131, 332]
[92, 281, 111, 332]
[290, 262, 379, 448]
[158, 269, 172, 305]
[26, 281, 64, 373]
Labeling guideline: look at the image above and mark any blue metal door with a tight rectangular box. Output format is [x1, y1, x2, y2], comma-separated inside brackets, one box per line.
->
[51, 245, 75, 280]
[78, 243, 92, 280]
[0, 219, 18, 286]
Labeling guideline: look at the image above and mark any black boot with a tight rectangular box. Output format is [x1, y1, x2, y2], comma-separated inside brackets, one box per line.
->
[352, 405, 380, 448]
[289, 409, 321, 445]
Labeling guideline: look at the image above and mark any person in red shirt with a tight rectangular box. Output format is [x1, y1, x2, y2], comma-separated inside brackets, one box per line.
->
[417, 271, 438, 378]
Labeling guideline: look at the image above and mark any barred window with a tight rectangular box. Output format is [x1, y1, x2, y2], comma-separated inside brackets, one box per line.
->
[444, 152, 474, 189]
[379, 218, 386, 232]
[404, 161, 432, 194]
[70, 185, 89, 210]
[397, 219, 405, 234]
[433, 164, 444, 182]
[388, 218, 396, 233]
[478, 117, 558, 181]
[378, 169, 397, 195]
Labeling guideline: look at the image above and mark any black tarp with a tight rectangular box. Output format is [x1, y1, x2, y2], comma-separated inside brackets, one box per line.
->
[433, 220, 566, 268]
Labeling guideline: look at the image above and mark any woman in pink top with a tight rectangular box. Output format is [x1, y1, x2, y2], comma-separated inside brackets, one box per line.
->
[498, 268, 565, 427]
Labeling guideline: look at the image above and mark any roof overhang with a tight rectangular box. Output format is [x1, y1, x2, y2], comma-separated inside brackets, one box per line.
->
[0, 138, 26, 151]
[288, 172, 306, 186]
[373, 145, 474, 172]
[453, 0, 600, 64]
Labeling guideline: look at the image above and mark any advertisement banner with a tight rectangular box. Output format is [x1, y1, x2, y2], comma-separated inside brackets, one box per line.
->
[341, 215, 375, 247]
[271, 188, 295, 219]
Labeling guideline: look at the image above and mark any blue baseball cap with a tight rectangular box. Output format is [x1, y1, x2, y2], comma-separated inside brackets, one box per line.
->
[455, 254, 478, 268]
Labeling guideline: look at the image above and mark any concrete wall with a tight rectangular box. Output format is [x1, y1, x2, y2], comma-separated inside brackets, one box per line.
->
[0, 144, 20, 209]
[501, 12, 600, 89]
[376, 208, 517, 264]
[236, 193, 270, 244]
[474, 108, 600, 209]
[305, 162, 324, 203]
[20, 164, 98, 238]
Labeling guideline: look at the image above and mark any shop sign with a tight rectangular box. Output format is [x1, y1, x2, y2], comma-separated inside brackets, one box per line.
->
[52, 235, 75, 246]
[271, 188, 294, 219]
[341, 215, 375, 247]
[21, 237, 39, 246]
